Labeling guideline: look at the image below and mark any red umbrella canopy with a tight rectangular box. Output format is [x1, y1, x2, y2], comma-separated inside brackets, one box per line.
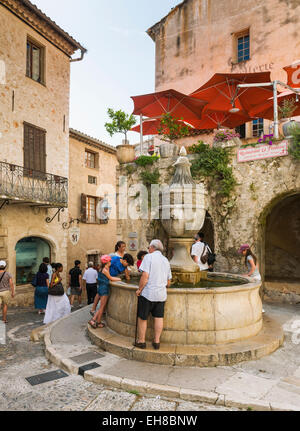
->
[190, 72, 274, 115]
[131, 118, 193, 135]
[195, 109, 252, 130]
[249, 90, 300, 120]
[131, 89, 207, 126]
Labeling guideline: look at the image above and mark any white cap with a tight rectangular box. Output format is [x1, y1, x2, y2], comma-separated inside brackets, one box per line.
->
[0, 260, 6, 268]
[88, 261, 94, 267]
[149, 239, 164, 252]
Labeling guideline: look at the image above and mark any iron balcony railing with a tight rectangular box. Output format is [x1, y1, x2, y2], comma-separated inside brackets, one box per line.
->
[0, 161, 68, 207]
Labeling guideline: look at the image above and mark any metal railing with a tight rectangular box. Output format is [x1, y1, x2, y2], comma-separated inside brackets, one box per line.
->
[0, 161, 68, 206]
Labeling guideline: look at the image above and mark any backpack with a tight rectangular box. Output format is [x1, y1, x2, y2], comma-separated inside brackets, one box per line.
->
[200, 243, 216, 265]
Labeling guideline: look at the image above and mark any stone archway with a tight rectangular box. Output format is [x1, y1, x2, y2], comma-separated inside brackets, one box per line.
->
[265, 194, 300, 282]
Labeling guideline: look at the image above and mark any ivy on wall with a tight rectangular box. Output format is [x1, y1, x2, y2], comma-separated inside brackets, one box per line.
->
[188, 142, 237, 199]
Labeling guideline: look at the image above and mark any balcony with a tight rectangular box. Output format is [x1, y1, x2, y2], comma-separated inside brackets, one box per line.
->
[0, 161, 68, 208]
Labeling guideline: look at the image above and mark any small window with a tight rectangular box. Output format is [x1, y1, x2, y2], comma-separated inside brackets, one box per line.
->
[85, 151, 96, 169]
[26, 38, 44, 83]
[237, 33, 250, 63]
[252, 118, 264, 137]
[88, 176, 97, 185]
[86, 196, 96, 223]
[87, 254, 99, 267]
[235, 124, 246, 139]
[23, 122, 46, 174]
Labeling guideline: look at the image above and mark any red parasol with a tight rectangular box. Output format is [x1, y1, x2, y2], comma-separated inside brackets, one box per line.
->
[131, 89, 207, 125]
[249, 90, 300, 120]
[195, 109, 252, 130]
[190, 72, 274, 115]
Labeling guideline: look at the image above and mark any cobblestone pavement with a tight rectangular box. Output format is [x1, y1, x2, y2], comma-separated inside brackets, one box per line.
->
[0, 307, 241, 411]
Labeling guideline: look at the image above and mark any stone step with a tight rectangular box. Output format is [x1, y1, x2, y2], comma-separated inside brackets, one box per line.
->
[87, 315, 284, 367]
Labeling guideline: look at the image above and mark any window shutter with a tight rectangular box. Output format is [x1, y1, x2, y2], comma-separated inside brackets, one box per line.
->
[81, 193, 87, 223]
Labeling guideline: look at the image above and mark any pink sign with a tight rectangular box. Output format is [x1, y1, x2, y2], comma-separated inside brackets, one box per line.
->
[237, 141, 289, 163]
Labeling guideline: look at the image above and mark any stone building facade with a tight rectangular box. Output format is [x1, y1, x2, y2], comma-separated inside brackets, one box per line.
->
[117, 0, 300, 301]
[147, 0, 300, 140]
[68, 129, 118, 271]
[0, 0, 86, 304]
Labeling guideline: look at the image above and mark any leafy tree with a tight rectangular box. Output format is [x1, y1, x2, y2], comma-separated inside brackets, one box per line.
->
[157, 113, 190, 142]
[105, 108, 136, 142]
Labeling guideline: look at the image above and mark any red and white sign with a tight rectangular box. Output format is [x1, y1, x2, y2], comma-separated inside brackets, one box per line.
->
[283, 61, 300, 88]
[237, 141, 289, 163]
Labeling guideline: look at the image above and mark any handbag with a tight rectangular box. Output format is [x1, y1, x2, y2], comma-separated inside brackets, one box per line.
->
[200, 245, 208, 264]
[31, 274, 37, 287]
[48, 282, 64, 296]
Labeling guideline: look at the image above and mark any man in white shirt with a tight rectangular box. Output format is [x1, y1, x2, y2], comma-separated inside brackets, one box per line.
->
[191, 233, 210, 271]
[82, 262, 98, 305]
[135, 239, 172, 350]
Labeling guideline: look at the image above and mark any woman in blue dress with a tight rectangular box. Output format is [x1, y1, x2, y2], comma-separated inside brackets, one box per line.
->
[34, 263, 49, 314]
[88, 255, 121, 329]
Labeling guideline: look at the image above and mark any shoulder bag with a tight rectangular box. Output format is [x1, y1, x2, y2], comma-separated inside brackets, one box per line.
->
[48, 280, 64, 296]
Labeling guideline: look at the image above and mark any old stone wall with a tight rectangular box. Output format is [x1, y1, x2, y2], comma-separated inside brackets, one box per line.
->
[67, 135, 118, 270]
[0, 4, 71, 290]
[116, 145, 300, 290]
[150, 0, 300, 94]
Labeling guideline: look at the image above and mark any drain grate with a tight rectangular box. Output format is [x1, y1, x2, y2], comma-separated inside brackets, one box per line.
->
[26, 370, 68, 386]
[78, 362, 101, 376]
[70, 351, 104, 364]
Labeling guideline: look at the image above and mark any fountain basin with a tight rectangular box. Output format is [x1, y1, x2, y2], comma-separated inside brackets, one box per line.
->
[107, 273, 263, 345]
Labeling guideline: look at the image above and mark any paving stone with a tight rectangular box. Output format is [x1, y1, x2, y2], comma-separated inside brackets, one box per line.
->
[0, 322, 6, 345]
[176, 401, 240, 411]
[85, 389, 136, 411]
[215, 372, 278, 401]
[131, 397, 176, 411]
[264, 385, 300, 410]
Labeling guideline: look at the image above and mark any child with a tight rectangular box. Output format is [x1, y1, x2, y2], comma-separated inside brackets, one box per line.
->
[136, 250, 148, 270]
[90, 253, 134, 317]
[88, 255, 121, 329]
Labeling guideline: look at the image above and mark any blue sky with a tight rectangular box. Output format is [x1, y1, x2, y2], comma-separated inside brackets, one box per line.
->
[32, 0, 180, 146]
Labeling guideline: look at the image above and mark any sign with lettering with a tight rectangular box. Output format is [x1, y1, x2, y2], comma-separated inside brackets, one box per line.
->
[237, 141, 289, 163]
[69, 226, 80, 245]
[129, 240, 138, 251]
[283, 61, 300, 88]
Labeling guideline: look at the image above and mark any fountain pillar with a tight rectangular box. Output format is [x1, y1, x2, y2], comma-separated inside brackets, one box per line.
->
[160, 147, 207, 284]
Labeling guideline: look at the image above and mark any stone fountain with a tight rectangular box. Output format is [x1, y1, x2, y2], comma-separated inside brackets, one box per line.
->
[87, 148, 284, 367]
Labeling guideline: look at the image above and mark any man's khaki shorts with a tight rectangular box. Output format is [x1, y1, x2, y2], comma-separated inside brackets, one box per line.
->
[0, 290, 10, 306]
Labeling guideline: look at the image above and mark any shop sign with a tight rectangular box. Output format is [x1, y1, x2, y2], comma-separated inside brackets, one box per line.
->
[69, 226, 80, 245]
[237, 141, 289, 163]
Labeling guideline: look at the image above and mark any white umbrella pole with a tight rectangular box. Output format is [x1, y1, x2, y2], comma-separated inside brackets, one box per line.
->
[273, 80, 279, 139]
[140, 114, 143, 155]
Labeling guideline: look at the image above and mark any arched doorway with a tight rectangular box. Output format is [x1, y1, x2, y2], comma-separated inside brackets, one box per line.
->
[201, 211, 215, 252]
[15, 237, 51, 286]
[265, 194, 300, 282]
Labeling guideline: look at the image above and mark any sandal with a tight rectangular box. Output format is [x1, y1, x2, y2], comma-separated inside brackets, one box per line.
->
[3, 320, 8, 324]
[88, 319, 99, 329]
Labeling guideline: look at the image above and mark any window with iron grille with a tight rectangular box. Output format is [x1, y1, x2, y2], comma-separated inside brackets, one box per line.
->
[237, 33, 250, 63]
[85, 151, 96, 169]
[252, 118, 264, 137]
[23, 123, 46, 174]
[88, 176, 97, 185]
[87, 254, 99, 267]
[26, 38, 44, 83]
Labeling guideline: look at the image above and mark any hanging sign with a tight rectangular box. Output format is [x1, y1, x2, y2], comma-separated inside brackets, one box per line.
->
[69, 226, 80, 245]
[237, 141, 289, 163]
[283, 61, 300, 88]
[129, 240, 138, 251]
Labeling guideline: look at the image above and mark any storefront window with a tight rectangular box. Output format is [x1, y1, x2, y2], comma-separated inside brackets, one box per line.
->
[15, 237, 50, 285]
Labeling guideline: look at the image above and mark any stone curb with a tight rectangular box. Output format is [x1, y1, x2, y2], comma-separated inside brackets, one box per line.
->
[39, 308, 297, 412]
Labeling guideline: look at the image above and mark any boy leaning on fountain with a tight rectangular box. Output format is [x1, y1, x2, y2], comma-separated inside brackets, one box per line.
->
[134, 239, 172, 350]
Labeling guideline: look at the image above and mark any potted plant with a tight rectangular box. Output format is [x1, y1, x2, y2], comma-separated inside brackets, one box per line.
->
[213, 129, 241, 148]
[105, 108, 137, 163]
[278, 98, 300, 137]
[157, 113, 190, 158]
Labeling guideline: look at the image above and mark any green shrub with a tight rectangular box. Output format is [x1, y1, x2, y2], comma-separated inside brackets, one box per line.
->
[189, 142, 236, 198]
[135, 155, 159, 167]
[140, 169, 160, 187]
[289, 124, 300, 160]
